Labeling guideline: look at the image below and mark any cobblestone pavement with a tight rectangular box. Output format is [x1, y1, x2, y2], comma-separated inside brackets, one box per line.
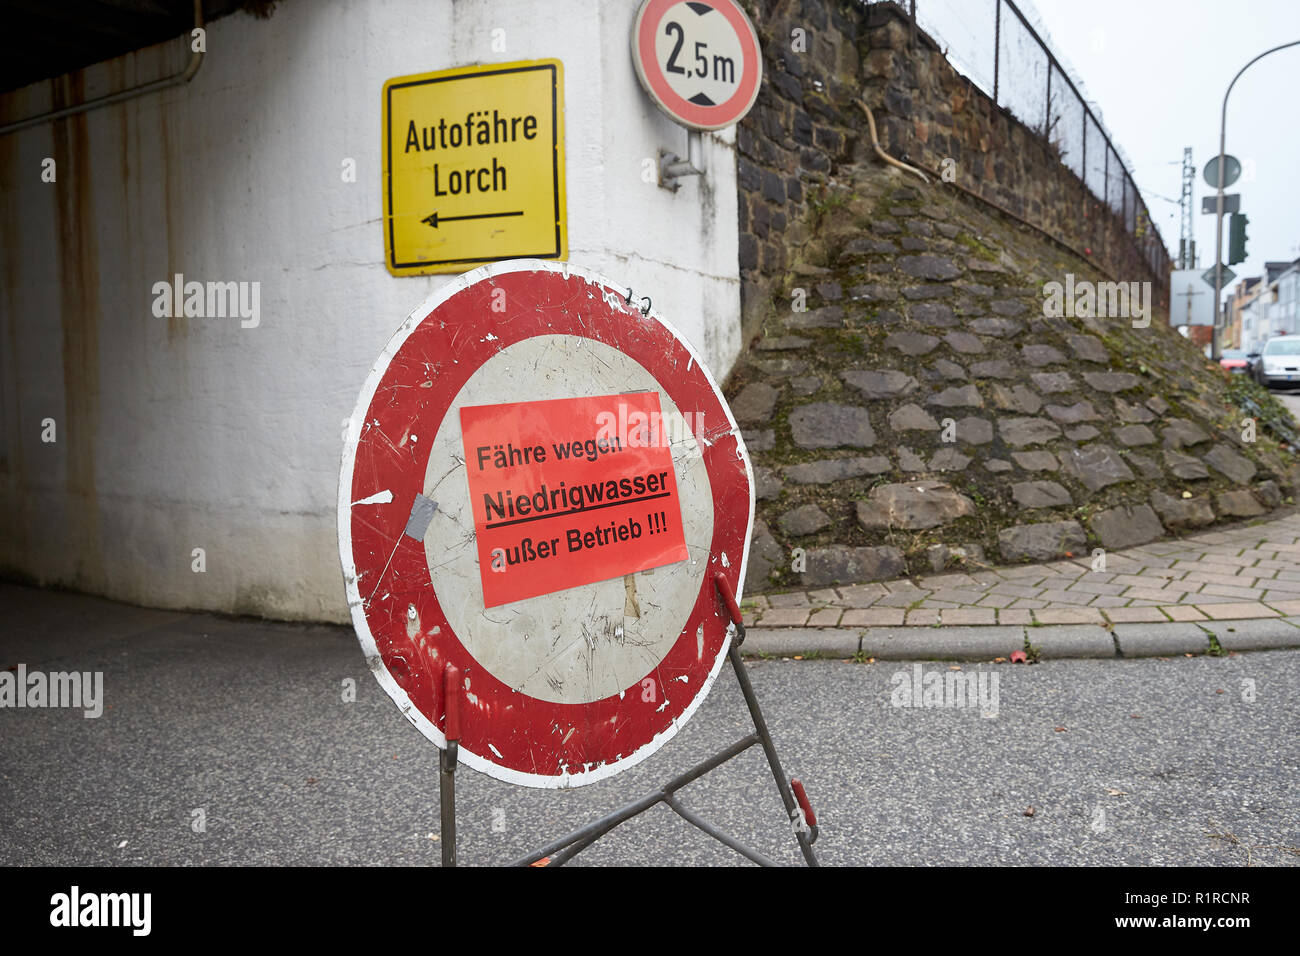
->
[745, 511, 1300, 629]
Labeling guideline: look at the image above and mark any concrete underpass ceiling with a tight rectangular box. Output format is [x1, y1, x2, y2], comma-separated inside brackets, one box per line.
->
[0, 0, 269, 93]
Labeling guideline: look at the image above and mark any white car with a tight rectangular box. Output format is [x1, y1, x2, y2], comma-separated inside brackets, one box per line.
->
[1255, 336, 1300, 389]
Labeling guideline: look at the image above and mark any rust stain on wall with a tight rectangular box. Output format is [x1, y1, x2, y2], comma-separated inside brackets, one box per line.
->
[0, 126, 31, 561]
[51, 72, 104, 588]
[159, 105, 186, 345]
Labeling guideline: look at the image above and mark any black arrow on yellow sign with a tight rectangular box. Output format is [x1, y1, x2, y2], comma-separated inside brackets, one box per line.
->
[421, 210, 524, 229]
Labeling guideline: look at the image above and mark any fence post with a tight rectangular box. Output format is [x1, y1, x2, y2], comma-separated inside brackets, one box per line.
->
[993, 0, 1001, 105]
[1122, 175, 1129, 233]
[1103, 147, 1108, 208]
[1044, 65, 1051, 138]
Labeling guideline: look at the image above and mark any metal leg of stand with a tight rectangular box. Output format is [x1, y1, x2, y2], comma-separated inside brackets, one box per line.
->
[439, 741, 457, 867]
[663, 792, 779, 866]
[728, 643, 819, 866]
[439, 664, 462, 868]
[506, 627, 822, 866]
[438, 574, 821, 867]
[509, 733, 761, 866]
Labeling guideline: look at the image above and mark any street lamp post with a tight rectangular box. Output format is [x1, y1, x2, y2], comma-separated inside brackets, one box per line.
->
[1212, 40, 1300, 361]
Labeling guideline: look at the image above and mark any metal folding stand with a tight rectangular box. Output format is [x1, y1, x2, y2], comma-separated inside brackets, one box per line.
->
[437, 574, 820, 867]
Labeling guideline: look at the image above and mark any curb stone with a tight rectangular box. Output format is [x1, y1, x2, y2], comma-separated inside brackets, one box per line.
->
[1110, 622, 1211, 657]
[1024, 624, 1116, 659]
[1194, 616, 1300, 652]
[859, 625, 1025, 661]
[740, 618, 1300, 660]
[737, 627, 858, 658]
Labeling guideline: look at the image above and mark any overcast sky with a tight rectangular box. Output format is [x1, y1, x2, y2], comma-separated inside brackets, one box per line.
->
[1030, 0, 1300, 293]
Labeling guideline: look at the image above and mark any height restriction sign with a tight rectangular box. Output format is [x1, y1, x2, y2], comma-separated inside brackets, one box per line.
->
[339, 260, 753, 788]
[631, 0, 762, 130]
[382, 60, 568, 275]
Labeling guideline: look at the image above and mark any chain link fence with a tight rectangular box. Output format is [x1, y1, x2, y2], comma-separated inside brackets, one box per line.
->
[869, 0, 1171, 277]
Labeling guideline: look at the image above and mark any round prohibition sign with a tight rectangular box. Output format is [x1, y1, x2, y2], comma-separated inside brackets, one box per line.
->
[631, 0, 763, 130]
[339, 260, 754, 788]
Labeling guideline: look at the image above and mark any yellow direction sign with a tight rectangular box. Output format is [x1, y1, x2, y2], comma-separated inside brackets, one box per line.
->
[383, 60, 567, 275]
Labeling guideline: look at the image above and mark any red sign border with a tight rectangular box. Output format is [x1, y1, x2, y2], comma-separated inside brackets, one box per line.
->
[338, 260, 754, 789]
[631, 0, 763, 131]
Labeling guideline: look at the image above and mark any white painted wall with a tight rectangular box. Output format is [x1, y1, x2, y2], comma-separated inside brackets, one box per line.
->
[0, 0, 741, 622]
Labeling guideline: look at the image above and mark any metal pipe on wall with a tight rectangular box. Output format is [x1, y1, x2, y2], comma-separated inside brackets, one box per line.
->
[0, 0, 205, 138]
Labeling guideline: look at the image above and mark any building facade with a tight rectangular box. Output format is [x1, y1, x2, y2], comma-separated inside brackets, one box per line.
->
[1238, 259, 1300, 353]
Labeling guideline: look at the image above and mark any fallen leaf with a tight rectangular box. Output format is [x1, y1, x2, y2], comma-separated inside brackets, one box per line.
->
[792, 655, 803, 660]
[948, 665, 962, 671]
[1010, 650, 1028, 664]
[1131, 713, 1142, 719]
[1023, 806, 1036, 817]
[530, 857, 551, 867]
[1106, 788, 1127, 796]
[994, 657, 1007, 663]
[1215, 689, 1225, 695]
[1054, 726, 1066, 732]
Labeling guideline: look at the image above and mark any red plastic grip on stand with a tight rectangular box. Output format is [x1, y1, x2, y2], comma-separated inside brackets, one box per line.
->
[791, 779, 817, 827]
[444, 664, 462, 742]
[713, 572, 744, 628]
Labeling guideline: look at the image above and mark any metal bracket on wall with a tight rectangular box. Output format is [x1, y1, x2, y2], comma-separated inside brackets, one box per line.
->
[658, 130, 705, 192]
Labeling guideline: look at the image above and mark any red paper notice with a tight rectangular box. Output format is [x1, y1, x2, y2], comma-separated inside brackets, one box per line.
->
[459, 392, 690, 608]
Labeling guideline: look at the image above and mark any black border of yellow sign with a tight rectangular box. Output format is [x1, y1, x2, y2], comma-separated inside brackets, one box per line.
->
[382, 59, 567, 276]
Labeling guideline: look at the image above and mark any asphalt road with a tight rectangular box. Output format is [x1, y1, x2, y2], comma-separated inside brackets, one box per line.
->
[1, 584, 1297, 867]
[1276, 390, 1300, 422]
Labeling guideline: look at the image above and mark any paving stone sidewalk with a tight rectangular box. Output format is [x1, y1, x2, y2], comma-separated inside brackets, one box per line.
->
[744, 511, 1300, 630]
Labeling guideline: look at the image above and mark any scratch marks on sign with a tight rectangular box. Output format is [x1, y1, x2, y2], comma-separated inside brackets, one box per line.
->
[425, 458, 462, 498]
[370, 425, 403, 457]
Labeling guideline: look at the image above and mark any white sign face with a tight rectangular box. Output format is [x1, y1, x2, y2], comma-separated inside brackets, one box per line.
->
[1170, 269, 1214, 327]
[654, 4, 745, 105]
[631, 0, 763, 130]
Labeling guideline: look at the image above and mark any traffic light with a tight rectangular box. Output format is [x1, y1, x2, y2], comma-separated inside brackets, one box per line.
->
[1228, 212, 1249, 265]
